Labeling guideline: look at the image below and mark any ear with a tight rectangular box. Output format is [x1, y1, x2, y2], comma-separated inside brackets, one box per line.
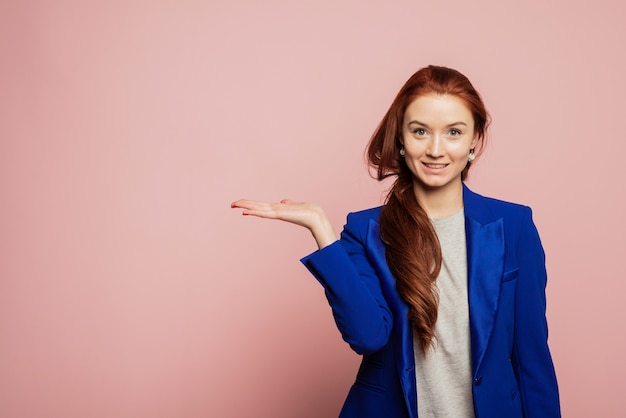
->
[470, 132, 479, 149]
[397, 133, 405, 146]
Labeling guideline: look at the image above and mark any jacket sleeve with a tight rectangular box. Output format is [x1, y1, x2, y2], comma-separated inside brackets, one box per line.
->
[301, 212, 393, 355]
[512, 207, 561, 417]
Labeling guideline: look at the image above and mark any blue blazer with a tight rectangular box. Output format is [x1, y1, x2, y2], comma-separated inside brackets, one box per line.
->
[301, 185, 560, 418]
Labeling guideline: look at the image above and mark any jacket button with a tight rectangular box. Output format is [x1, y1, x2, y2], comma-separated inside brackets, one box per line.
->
[474, 376, 483, 386]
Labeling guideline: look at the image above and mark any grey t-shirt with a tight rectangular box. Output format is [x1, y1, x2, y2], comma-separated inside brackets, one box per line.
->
[413, 208, 475, 417]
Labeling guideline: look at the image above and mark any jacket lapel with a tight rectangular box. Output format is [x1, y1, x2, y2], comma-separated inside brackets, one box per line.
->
[463, 185, 505, 374]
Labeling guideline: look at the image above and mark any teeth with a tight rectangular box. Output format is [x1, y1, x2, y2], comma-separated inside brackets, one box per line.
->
[425, 164, 446, 168]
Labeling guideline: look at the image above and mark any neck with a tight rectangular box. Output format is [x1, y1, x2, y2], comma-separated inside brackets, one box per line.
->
[413, 180, 464, 219]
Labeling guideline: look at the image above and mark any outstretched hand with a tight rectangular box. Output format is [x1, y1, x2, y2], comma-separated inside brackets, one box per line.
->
[231, 199, 323, 228]
[231, 199, 338, 249]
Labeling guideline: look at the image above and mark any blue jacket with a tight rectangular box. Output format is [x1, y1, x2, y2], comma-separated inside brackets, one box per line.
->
[301, 185, 560, 418]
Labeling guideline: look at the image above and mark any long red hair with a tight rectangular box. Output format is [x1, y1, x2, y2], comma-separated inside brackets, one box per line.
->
[366, 65, 490, 354]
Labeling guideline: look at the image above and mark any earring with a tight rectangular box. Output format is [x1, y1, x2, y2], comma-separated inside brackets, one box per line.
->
[468, 149, 475, 162]
[400, 146, 405, 156]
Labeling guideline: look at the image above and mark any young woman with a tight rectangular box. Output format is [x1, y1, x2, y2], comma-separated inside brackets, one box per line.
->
[231, 65, 560, 418]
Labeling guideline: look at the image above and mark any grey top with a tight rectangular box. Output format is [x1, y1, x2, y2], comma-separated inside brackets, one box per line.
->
[413, 208, 475, 417]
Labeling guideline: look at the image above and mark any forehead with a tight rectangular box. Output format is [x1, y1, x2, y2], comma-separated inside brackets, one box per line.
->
[404, 94, 474, 125]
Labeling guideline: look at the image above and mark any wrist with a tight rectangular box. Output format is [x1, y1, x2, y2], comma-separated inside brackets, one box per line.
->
[310, 213, 337, 249]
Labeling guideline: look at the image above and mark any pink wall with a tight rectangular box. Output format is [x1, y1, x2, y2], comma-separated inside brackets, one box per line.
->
[1, 1, 624, 416]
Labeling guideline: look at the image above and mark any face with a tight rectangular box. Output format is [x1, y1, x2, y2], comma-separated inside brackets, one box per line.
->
[401, 94, 478, 198]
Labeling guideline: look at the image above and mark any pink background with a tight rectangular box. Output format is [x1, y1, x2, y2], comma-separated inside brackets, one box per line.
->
[1, 1, 625, 417]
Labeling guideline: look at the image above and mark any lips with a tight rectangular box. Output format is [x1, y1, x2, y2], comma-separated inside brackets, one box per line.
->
[422, 162, 448, 169]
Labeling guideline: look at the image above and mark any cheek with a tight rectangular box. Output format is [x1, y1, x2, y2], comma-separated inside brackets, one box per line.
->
[454, 144, 471, 154]
[404, 145, 426, 159]
[450, 141, 473, 155]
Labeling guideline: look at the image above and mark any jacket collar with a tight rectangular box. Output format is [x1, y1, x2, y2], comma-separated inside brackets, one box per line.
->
[463, 183, 499, 225]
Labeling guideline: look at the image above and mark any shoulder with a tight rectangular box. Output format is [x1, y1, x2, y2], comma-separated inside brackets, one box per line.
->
[463, 185, 532, 222]
[340, 206, 383, 241]
[346, 206, 383, 223]
[474, 193, 530, 213]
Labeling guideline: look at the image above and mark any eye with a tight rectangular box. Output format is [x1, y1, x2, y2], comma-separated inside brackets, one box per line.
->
[412, 128, 426, 136]
[449, 128, 462, 136]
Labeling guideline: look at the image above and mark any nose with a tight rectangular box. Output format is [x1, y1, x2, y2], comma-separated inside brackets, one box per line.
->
[426, 134, 444, 157]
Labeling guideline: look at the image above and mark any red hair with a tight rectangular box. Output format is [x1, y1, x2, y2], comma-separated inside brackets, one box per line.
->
[366, 65, 490, 354]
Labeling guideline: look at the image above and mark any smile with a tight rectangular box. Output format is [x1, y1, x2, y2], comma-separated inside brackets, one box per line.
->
[422, 163, 448, 169]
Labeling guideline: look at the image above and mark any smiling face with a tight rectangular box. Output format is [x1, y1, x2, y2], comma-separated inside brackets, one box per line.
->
[401, 94, 478, 201]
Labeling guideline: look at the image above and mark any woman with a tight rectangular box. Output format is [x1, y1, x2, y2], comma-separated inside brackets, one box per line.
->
[231, 65, 560, 417]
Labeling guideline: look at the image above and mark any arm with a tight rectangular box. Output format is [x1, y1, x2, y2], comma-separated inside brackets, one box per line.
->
[302, 212, 393, 354]
[512, 208, 561, 417]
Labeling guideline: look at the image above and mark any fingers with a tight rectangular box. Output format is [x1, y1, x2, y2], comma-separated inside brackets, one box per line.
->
[230, 199, 285, 219]
[231, 199, 271, 213]
[231, 199, 292, 210]
[231, 199, 252, 209]
[231, 199, 264, 210]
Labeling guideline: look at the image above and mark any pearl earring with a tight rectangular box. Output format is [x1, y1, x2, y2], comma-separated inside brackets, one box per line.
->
[400, 146, 405, 156]
[468, 149, 475, 162]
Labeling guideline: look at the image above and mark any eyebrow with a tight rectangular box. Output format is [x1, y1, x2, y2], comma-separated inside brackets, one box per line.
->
[407, 120, 468, 128]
